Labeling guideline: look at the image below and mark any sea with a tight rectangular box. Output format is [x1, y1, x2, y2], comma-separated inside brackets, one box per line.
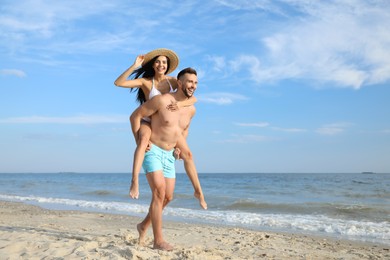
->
[0, 172, 389, 246]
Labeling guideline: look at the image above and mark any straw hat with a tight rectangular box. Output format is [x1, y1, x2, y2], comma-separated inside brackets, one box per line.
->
[142, 48, 179, 75]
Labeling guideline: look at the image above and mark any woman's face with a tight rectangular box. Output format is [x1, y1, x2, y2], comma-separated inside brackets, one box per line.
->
[153, 55, 169, 75]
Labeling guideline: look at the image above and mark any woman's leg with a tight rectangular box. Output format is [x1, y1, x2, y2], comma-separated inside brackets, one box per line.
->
[176, 135, 207, 209]
[129, 122, 151, 199]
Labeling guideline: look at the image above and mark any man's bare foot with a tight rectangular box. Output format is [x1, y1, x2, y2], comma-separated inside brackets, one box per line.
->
[129, 182, 139, 199]
[194, 191, 207, 210]
[153, 241, 174, 251]
[137, 223, 147, 246]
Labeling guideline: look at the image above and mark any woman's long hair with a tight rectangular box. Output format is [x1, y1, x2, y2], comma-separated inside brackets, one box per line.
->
[130, 56, 171, 104]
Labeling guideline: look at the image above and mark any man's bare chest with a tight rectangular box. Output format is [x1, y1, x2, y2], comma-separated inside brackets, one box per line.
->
[156, 108, 180, 127]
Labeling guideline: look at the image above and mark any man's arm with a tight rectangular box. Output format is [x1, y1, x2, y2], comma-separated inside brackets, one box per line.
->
[167, 96, 197, 111]
[182, 106, 196, 138]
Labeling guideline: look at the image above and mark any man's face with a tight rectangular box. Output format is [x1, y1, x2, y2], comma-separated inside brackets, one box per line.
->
[179, 73, 198, 98]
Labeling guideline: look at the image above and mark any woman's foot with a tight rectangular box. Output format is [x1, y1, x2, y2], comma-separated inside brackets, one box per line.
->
[194, 191, 207, 209]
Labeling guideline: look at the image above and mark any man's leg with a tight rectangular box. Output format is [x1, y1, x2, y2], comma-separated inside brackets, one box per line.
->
[137, 176, 175, 248]
[138, 171, 173, 250]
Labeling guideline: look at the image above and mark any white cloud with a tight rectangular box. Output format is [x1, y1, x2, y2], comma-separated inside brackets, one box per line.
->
[316, 122, 352, 135]
[197, 92, 249, 105]
[208, 55, 226, 72]
[220, 1, 390, 89]
[2, 0, 390, 89]
[0, 1, 142, 58]
[271, 127, 307, 133]
[0, 115, 127, 124]
[0, 1, 118, 35]
[263, 1, 390, 88]
[230, 55, 262, 76]
[214, 0, 277, 12]
[316, 127, 344, 136]
[0, 69, 26, 78]
[235, 122, 306, 133]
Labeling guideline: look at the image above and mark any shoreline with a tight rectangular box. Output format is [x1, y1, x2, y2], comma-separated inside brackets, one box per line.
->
[1, 201, 389, 259]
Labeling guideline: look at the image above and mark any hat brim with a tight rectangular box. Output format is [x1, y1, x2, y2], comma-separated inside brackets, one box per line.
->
[142, 48, 179, 75]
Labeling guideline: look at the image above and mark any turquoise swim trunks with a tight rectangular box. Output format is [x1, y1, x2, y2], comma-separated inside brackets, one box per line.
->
[142, 144, 176, 179]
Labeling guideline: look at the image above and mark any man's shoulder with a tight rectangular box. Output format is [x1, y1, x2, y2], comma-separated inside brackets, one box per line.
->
[189, 105, 196, 115]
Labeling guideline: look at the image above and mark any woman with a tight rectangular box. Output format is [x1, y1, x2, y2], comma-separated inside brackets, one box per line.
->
[114, 48, 197, 200]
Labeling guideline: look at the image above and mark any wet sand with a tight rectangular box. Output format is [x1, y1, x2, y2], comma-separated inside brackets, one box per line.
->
[0, 201, 388, 259]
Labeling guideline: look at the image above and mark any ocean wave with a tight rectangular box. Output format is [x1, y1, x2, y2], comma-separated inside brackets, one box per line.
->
[1, 194, 389, 246]
[82, 190, 115, 196]
[222, 199, 390, 222]
[164, 208, 390, 245]
[225, 200, 309, 212]
[0, 194, 148, 215]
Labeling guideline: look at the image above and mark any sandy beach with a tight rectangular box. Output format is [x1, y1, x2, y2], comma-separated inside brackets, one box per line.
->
[0, 201, 388, 259]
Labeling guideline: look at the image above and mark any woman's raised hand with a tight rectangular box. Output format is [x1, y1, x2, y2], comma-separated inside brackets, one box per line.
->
[134, 55, 145, 67]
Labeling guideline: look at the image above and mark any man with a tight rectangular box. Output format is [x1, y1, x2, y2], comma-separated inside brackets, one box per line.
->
[129, 67, 202, 251]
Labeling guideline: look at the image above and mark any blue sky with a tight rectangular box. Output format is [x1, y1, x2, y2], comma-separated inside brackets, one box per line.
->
[1, 0, 389, 173]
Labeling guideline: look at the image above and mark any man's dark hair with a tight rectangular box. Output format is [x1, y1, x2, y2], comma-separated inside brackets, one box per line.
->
[177, 67, 197, 80]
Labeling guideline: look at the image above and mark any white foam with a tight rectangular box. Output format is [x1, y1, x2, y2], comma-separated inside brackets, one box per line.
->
[0, 194, 149, 214]
[1, 194, 389, 245]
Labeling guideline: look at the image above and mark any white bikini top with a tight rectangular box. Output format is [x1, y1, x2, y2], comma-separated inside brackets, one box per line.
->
[149, 78, 175, 100]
